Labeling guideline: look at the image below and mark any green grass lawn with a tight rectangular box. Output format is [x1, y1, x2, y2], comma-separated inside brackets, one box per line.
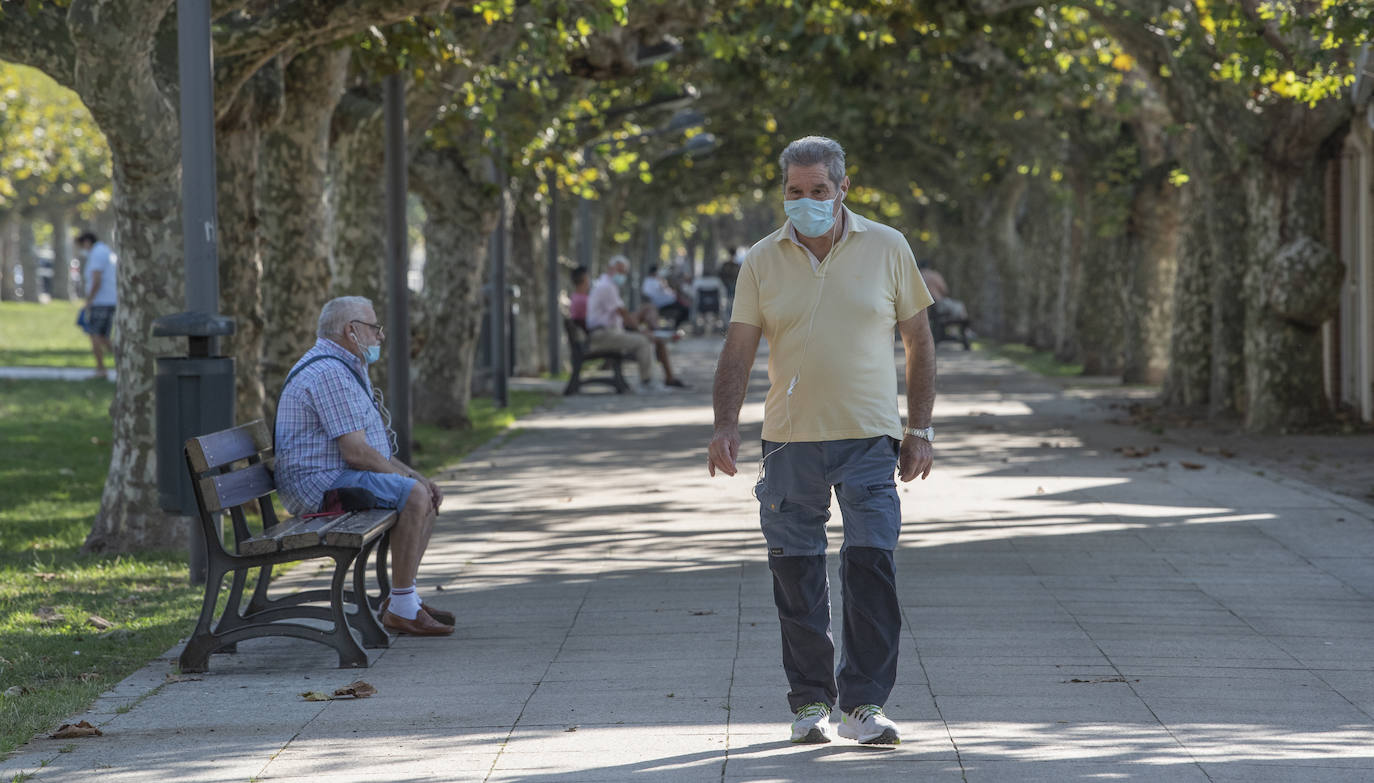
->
[973, 339, 1085, 378]
[0, 378, 553, 757]
[0, 301, 96, 368]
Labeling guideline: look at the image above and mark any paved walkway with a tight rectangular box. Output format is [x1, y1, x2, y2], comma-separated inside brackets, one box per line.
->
[5, 340, 1374, 782]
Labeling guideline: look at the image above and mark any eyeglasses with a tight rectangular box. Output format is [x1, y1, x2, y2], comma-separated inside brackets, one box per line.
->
[350, 320, 385, 339]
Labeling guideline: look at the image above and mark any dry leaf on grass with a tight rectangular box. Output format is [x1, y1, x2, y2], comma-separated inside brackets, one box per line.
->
[79, 672, 100, 683]
[34, 607, 65, 626]
[87, 615, 114, 631]
[1179, 461, 1206, 470]
[50, 721, 102, 739]
[32, 572, 58, 582]
[4, 686, 26, 698]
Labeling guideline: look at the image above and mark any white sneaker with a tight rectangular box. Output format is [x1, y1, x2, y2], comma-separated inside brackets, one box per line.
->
[639, 380, 667, 394]
[790, 702, 832, 744]
[837, 704, 900, 745]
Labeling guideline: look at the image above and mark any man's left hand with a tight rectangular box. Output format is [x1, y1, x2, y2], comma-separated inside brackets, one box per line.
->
[898, 435, 933, 482]
[422, 477, 443, 512]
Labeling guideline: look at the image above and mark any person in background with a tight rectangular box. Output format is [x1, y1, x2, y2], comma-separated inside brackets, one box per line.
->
[642, 267, 690, 330]
[76, 231, 117, 379]
[587, 256, 687, 390]
[569, 265, 592, 324]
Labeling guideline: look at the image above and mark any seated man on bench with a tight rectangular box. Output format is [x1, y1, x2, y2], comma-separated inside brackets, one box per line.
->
[274, 295, 454, 636]
[587, 256, 687, 390]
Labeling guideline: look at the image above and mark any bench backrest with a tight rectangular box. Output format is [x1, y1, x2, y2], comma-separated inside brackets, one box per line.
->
[563, 317, 590, 363]
[184, 420, 281, 549]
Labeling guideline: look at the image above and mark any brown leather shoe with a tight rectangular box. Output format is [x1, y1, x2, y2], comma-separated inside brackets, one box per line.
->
[381, 608, 454, 636]
[379, 597, 455, 626]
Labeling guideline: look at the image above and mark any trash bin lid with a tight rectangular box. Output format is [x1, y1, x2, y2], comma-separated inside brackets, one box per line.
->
[151, 311, 237, 337]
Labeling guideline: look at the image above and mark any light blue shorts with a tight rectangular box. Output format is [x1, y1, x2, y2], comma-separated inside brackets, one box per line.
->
[325, 469, 418, 513]
[754, 436, 901, 556]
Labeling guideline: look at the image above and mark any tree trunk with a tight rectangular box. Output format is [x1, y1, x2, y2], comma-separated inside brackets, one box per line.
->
[508, 188, 545, 376]
[0, 212, 17, 301]
[19, 218, 39, 302]
[410, 145, 501, 428]
[1239, 159, 1345, 431]
[216, 64, 282, 427]
[1202, 170, 1248, 419]
[1120, 162, 1180, 385]
[1162, 185, 1213, 408]
[70, 0, 190, 553]
[328, 101, 387, 307]
[50, 209, 72, 301]
[258, 48, 350, 420]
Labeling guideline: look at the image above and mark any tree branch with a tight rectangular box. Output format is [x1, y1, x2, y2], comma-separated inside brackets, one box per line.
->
[0, 0, 78, 87]
[1237, 0, 1295, 66]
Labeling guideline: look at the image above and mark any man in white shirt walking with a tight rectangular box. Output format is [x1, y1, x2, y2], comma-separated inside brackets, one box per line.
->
[77, 231, 117, 379]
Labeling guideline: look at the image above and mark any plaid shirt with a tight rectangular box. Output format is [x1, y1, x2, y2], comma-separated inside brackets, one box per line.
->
[274, 338, 391, 515]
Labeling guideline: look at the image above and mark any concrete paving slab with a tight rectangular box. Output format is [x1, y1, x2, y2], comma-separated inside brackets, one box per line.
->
[9, 343, 1374, 781]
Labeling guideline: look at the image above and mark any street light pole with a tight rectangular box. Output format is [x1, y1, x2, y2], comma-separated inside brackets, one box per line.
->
[546, 187, 560, 375]
[383, 73, 412, 464]
[177, 0, 219, 317]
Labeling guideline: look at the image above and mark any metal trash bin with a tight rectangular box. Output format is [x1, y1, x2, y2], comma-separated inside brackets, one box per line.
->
[152, 311, 235, 584]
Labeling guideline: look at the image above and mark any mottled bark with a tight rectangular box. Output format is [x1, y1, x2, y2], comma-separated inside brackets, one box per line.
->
[0, 213, 17, 301]
[17, 218, 38, 301]
[216, 63, 283, 426]
[970, 175, 1027, 341]
[69, 0, 190, 553]
[508, 188, 546, 376]
[258, 47, 350, 420]
[410, 144, 501, 428]
[1120, 163, 1180, 385]
[1162, 186, 1213, 408]
[327, 101, 386, 306]
[1240, 160, 1345, 431]
[1075, 201, 1124, 377]
[50, 209, 72, 300]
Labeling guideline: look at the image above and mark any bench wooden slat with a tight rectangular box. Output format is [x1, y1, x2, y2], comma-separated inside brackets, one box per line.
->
[186, 420, 271, 474]
[199, 462, 275, 513]
[322, 509, 395, 548]
[239, 514, 336, 555]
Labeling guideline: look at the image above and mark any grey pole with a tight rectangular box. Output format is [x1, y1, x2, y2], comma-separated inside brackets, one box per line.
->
[383, 74, 412, 465]
[490, 170, 510, 408]
[546, 187, 560, 374]
[177, 0, 219, 318]
[577, 193, 592, 272]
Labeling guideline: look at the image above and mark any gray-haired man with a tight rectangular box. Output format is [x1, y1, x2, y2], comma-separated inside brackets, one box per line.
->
[708, 136, 936, 745]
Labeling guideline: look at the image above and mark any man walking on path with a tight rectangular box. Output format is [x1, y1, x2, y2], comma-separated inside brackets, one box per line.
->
[76, 231, 116, 379]
[275, 296, 454, 636]
[707, 136, 937, 746]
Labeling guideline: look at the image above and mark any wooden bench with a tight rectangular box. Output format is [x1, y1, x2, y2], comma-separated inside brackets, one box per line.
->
[929, 306, 971, 350]
[179, 420, 395, 672]
[563, 316, 631, 395]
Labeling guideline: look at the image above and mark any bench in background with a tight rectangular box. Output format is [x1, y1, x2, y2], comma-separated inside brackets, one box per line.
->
[563, 317, 630, 395]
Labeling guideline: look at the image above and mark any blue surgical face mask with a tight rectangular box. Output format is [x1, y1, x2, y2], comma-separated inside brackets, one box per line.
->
[353, 329, 382, 364]
[784, 193, 841, 237]
[612, 273, 628, 286]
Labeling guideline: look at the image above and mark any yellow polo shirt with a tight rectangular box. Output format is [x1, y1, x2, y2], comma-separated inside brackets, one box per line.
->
[731, 208, 933, 443]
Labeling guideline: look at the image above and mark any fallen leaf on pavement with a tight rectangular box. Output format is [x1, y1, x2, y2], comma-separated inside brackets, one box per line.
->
[87, 615, 114, 631]
[1114, 446, 1160, 458]
[1035, 487, 1046, 495]
[50, 721, 102, 739]
[165, 673, 202, 683]
[689, 610, 715, 616]
[1179, 461, 1206, 470]
[565, 725, 579, 732]
[301, 691, 333, 702]
[333, 681, 377, 699]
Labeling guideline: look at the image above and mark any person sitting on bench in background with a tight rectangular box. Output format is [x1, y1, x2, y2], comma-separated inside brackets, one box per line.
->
[587, 256, 688, 390]
[569, 265, 592, 325]
[642, 266, 691, 331]
[274, 295, 455, 636]
[919, 259, 969, 327]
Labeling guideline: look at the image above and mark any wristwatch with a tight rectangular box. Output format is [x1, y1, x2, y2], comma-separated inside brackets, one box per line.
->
[903, 426, 935, 443]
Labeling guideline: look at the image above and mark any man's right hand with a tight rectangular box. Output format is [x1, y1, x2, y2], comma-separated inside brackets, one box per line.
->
[707, 427, 740, 477]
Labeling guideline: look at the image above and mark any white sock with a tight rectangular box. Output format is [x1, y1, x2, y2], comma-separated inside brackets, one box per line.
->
[389, 586, 421, 620]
